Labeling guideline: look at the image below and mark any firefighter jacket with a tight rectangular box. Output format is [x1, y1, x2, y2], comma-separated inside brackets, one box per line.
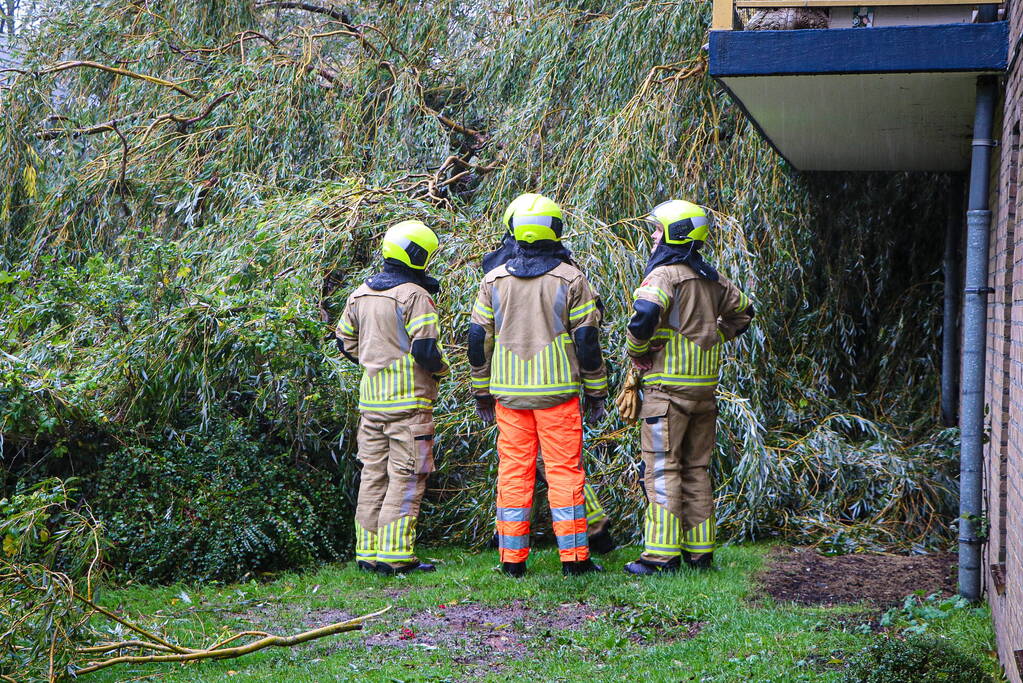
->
[468, 262, 608, 410]
[626, 263, 753, 401]
[337, 281, 449, 414]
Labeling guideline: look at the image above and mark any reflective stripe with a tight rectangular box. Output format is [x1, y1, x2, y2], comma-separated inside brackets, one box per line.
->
[490, 383, 579, 395]
[497, 507, 531, 522]
[556, 532, 588, 551]
[635, 285, 670, 309]
[405, 312, 438, 335]
[551, 504, 586, 522]
[644, 504, 681, 556]
[359, 354, 429, 412]
[682, 517, 715, 554]
[499, 534, 529, 550]
[490, 335, 576, 398]
[378, 516, 416, 561]
[474, 301, 494, 319]
[358, 397, 433, 411]
[627, 337, 649, 354]
[471, 376, 490, 390]
[582, 376, 607, 391]
[355, 521, 377, 562]
[568, 299, 597, 322]
[339, 318, 355, 335]
[643, 373, 718, 387]
[736, 291, 751, 313]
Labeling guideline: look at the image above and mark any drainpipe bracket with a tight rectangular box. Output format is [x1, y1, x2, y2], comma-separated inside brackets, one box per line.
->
[971, 138, 998, 148]
[963, 286, 995, 295]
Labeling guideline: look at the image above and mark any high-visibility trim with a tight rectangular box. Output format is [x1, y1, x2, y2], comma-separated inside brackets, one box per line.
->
[681, 516, 715, 554]
[634, 284, 670, 309]
[582, 376, 608, 392]
[355, 522, 377, 563]
[489, 334, 577, 398]
[736, 291, 751, 313]
[359, 354, 430, 412]
[405, 312, 438, 335]
[497, 506, 531, 522]
[643, 504, 682, 557]
[583, 484, 607, 524]
[499, 534, 529, 550]
[556, 532, 588, 551]
[568, 299, 597, 322]
[338, 318, 355, 335]
[473, 300, 494, 319]
[377, 515, 416, 563]
[551, 504, 586, 522]
[490, 383, 579, 395]
[471, 376, 491, 391]
[627, 337, 650, 354]
[642, 373, 718, 387]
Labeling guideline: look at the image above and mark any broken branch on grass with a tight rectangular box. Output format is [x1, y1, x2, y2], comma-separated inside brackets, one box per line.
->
[73, 606, 391, 675]
[40, 61, 197, 100]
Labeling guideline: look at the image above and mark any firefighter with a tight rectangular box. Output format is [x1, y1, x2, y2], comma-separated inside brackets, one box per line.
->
[336, 220, 449, 575]
[480, 197, 616, 554]
[469, 193, 608, 577]
[623, 200, 754, 575]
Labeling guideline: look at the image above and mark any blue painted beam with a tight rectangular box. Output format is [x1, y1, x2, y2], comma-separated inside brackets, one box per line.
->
[709, 21, 1008, 77]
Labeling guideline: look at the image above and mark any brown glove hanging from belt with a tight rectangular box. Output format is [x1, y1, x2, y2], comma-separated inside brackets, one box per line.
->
[614, 368, 642, 425]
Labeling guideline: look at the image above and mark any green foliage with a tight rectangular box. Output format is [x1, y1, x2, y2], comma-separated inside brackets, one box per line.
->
[0, 478, 102, 680]
[840, 635, 989, 683]
[878, 593, 987, 636]
[0, 0, 963, 582]
[92, 420, 347, 583]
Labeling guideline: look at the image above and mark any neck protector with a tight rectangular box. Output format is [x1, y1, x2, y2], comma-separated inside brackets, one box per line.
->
[644, 241, 719, 281]
[481, 233, 518, 274]
[366, 259, 440, 294]
[505, 240, 574, 278]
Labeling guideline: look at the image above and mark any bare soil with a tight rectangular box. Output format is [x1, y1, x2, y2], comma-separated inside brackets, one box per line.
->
[298, 599, 701, 668]
[756, 546, 957, 608]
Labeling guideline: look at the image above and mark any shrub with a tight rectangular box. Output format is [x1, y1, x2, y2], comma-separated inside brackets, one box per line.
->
[840, 635, 989, 683]
[91, 420, 348, 583]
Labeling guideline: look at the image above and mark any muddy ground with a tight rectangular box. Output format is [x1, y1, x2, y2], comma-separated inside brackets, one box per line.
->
[756, 546, 957, 607]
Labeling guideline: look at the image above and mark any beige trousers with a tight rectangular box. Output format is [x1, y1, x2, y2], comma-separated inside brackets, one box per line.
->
[354, 410, 435, 566]
[638, 390, 717, 564]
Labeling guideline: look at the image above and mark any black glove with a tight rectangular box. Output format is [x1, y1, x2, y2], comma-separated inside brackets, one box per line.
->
[475, 394, 496, 425]
[584, 396, 607, 425]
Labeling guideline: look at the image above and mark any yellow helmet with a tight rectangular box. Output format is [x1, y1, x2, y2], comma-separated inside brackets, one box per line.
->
[381, 220, 439, 270]
[646, 200, 711, 246]
[504, 193, 564, 243]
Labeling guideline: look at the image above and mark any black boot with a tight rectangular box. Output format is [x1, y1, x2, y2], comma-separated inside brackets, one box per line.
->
[562, 558, 604, 576]
[375, 561, 436, 576]
[623, 557, 681, 576]
[488, 532, 499, 549]
[356, 560, 376, 573]
[502, 561, 526, 578]
[587, 525, 617, 555]
[684, 552, 714, 570]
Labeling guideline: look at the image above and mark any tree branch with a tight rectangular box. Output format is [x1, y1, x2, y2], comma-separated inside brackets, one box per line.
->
[73, 607, 390, 675]
[256, 1, 353, 26]
[40, 61, 197, 99]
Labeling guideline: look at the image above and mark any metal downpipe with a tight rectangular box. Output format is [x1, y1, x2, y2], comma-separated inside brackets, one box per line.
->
[942, 175, 963, 427]
[959, 75, 997, 602]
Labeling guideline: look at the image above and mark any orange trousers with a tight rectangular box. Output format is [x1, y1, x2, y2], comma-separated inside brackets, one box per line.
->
[495, 397, 589, 563]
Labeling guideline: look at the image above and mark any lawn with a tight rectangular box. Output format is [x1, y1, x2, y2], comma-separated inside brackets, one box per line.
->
[86, 544, 999, 682]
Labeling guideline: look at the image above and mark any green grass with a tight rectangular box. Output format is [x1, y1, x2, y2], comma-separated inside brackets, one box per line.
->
[87, 544, 998, 682]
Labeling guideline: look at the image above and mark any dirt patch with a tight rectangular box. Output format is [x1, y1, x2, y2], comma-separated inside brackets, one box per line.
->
[757, 546, 956, 608]
[301, 599, 702, 668]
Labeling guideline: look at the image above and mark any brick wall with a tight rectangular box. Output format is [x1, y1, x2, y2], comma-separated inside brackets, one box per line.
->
[988, 2, 1023, 677]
